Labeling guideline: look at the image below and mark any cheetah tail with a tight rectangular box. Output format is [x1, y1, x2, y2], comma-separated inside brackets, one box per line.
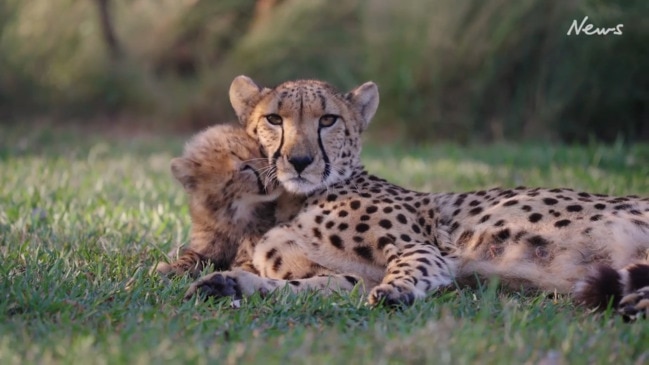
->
[574, 263, 649, 310]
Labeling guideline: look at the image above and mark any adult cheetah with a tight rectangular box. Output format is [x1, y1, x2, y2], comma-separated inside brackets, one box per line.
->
[185, 76, 649, 318]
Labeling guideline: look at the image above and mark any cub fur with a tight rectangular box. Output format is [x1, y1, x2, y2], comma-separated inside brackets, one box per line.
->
[155, 124, 302, 277]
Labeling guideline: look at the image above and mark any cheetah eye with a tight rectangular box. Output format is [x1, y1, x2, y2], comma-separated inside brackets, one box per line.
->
[265, 114, 283, 126]
[319, 114, 339, 128]
[240, 165, 255, 173]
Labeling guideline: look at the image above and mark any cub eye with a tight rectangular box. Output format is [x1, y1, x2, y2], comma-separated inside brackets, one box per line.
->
[319, 114, 339, 128]
[240, 165, 255, 173]
[265, 114, 283, 126]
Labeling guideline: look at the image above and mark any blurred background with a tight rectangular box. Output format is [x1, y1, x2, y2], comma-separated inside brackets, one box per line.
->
[0, 0, 647, 143]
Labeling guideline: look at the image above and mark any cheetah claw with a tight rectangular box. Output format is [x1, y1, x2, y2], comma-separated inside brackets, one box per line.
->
[618, 286, 649, 321]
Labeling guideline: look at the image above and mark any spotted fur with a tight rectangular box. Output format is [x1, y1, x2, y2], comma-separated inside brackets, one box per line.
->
[185, 77, 649, 318]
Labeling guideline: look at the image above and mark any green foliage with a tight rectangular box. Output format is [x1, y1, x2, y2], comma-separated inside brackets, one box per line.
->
[1, 127, 649, 363]
[0, 0, 647, 142]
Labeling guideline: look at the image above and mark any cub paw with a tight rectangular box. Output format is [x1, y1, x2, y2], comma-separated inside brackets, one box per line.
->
[618, 286, 649, 321]
[368, 284, 415, 308]
[154, 261, 174, 276]
[184, 272, 242, 301]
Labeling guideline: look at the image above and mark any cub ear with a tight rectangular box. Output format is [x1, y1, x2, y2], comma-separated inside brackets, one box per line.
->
[345, 82, 379, 132]
[229, 75, 265, 126]
[170, 157, 199, 191]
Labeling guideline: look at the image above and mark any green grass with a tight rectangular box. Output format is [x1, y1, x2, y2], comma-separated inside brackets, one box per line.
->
[1, 126, 649, 364]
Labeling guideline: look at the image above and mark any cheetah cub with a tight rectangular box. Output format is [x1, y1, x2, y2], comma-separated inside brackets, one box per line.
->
[185, 76, 649, 319]
[155, 124, 302, 278]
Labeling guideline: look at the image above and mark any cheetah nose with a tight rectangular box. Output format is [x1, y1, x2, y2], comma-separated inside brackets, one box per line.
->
[288, 155, 314, 174]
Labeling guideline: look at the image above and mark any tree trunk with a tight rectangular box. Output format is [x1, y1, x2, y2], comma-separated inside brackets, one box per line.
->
[95, 0, 122, 61]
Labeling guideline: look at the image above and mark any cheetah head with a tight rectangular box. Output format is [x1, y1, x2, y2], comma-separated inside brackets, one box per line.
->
[229, 76, 379, 195]
[171, 124, 282, 226]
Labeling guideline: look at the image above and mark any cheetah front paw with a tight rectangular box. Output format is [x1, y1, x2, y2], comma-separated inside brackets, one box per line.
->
[368, 284, 415, 308]
[184, 272, 242, 301]
[618, 286, 649, 321]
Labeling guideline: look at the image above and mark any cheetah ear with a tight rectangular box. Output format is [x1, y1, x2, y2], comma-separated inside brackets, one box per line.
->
[170, 157, 199, 191]
[229, 75, 265, 126]
[345, 82, 379, 132]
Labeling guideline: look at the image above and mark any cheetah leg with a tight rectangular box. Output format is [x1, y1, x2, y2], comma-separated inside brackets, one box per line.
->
[368, 240, 455, 307]
[155, 240, 257, 278]
[250, 228, 343, 280]
[184, 268, 362, 301]
[155, 246, 211, 278]
[156, 233, 261, 278]
[185, 228, 364, 301]
[229, 237, 264, 275]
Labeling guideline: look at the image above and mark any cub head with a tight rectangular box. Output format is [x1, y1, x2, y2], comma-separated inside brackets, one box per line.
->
[171, 124, 281, 226]
[229, 76, 379, 195]
[159, 124, 282, 277]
